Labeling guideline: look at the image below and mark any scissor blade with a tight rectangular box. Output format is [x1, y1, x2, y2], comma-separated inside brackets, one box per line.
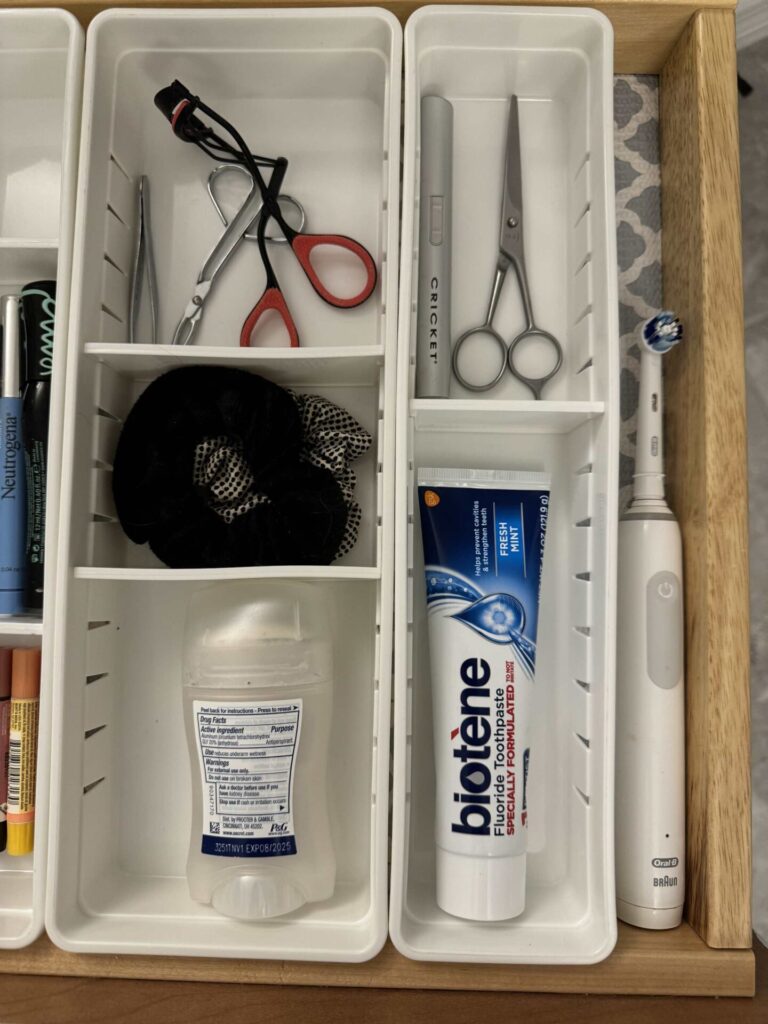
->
[499, 96, 524, 260]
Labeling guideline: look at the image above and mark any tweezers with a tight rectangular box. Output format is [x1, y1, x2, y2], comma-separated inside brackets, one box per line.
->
[129, 175, 159, 344]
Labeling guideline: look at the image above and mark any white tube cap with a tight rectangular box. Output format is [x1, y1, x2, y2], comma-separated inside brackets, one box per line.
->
[437, 850, 527, 921]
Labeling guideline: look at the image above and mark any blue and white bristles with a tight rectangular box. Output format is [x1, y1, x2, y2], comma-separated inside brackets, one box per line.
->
[641, 311, 683, 354]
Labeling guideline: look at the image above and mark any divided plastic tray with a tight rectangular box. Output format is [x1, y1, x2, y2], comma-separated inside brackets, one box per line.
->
[0, 0, 752, 995]
[9, 4, 621, 965]
[46, 8, 401, 961]
[390, 6, 620, 963]
[0, 8, 83, 950]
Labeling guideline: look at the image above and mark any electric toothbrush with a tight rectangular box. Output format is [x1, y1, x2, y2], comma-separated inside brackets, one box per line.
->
[616, 311, 685, 930]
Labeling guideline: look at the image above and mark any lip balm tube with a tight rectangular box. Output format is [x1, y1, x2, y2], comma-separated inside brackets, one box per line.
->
[417, 468, 551, 920]
[0, 649, 11, 851]
[7, 646, 41, 856]
[0, 296, 26, 615]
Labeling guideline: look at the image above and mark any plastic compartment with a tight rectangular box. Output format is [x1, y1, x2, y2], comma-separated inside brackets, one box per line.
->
[77, 10, 396, 353]
[390, 7, 619, 963]
[47, 8, 400, 961]
[0, 20, 69, 242]
[0, 9, 83, 950]
[51, 576, 385, 958]
[79, 357, 385, 572]
[404, 4, 615, 407]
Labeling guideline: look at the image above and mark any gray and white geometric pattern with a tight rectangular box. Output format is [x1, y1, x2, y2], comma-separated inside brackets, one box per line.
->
[614, 75, 662, 512]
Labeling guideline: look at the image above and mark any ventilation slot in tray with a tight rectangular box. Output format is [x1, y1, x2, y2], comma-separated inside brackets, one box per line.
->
[570, 155, 595, 397]
[100, 154, 134, 344]
[83, 616, 115, 795]
[570, 454, 594, 807]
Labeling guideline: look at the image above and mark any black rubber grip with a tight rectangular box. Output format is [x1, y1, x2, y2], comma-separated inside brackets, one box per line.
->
[153, 80, 191, 121]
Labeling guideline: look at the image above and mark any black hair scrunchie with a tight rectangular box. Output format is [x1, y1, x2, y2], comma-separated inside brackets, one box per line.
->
[112, 366, 362, 568]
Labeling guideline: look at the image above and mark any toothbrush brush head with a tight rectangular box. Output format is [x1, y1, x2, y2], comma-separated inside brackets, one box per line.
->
[642, 311, 683, 354]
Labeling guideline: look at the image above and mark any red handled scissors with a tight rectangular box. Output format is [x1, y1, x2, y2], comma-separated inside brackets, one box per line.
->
[156, 81, 377, 348]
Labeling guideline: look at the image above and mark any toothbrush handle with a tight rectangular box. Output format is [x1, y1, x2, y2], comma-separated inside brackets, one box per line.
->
[634, 351, 665, 502]
[616, 515, 685, 928]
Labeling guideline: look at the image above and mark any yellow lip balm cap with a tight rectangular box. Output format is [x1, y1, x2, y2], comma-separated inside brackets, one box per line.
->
[6, 822, 33, 856]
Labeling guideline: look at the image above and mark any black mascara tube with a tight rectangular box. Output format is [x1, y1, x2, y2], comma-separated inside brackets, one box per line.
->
[20, 281, 56, 610]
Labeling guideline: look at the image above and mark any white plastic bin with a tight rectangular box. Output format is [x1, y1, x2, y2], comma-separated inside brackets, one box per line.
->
[0, 8, 83, 950]
[47, 7, 400, 961]
[390, 6, 619, 963]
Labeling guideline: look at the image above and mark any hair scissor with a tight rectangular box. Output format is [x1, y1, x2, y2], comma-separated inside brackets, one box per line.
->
[452, 96, 563, 397]
[156, 81, 377, 348]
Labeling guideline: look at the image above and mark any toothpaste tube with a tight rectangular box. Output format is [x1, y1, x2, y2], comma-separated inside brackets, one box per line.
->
[417, 468, 551, 921]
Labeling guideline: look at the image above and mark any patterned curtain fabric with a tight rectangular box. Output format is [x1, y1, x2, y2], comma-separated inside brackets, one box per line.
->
[614, 76, 662, 512]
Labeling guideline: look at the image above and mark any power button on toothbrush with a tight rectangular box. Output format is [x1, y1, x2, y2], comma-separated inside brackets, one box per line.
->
[646, 571, 683, 689]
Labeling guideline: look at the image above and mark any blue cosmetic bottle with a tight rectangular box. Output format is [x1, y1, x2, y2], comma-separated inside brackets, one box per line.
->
[0, 296, 26, 615]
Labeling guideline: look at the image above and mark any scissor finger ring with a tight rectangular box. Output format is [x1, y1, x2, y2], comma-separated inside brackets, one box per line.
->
[451, 325, 509, 392]
[507, 327, 563, 400]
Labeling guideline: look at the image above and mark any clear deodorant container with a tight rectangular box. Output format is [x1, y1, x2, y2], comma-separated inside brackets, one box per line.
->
[182, 581, 335, 920]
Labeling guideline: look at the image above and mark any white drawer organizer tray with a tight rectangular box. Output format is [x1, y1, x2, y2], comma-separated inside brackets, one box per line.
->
[390, 7, 619, 963]
[0, 9, 82, 950]
[47, 8, 401, 961]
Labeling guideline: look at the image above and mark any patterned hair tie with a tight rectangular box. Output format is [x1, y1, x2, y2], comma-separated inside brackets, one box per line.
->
[112, 365, 371, 568]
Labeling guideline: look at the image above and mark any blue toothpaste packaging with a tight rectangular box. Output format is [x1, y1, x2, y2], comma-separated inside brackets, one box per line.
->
[417, 468, 550, 921]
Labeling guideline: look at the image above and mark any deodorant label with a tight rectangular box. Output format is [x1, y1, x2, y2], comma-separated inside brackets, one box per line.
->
[193, 700, 302, 857]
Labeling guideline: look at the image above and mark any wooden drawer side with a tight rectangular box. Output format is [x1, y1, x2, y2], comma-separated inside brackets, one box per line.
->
[661, 8, 751, 950]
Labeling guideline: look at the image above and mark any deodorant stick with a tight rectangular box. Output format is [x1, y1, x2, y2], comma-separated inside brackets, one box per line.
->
[182, 581, 335, 920]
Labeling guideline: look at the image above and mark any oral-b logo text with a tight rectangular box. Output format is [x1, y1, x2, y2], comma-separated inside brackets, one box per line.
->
[451, 657, 492, 836]
[652, 857, 679, 869]
[429, 277, 439, 363]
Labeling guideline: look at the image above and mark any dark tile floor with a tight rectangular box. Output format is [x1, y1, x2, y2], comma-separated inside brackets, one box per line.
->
[738, 40, 768, 945]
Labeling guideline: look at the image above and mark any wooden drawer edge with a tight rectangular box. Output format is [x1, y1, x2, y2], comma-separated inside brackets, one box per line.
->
[0, 928, 755, 997]
[661, 9, 751, 950]
[5, 0, 737, 73]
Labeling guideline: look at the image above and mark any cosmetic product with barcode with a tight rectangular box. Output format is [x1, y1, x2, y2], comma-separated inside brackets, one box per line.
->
[0, 649, 11, 852]
[7, 647, 40, 856]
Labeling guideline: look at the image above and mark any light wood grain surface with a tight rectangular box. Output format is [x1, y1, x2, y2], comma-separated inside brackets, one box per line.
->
[0, 925, 755, 997]
[0, 938, 763, 1024]
[6, 0, 736, 74]
[660, 10, 752, 950]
